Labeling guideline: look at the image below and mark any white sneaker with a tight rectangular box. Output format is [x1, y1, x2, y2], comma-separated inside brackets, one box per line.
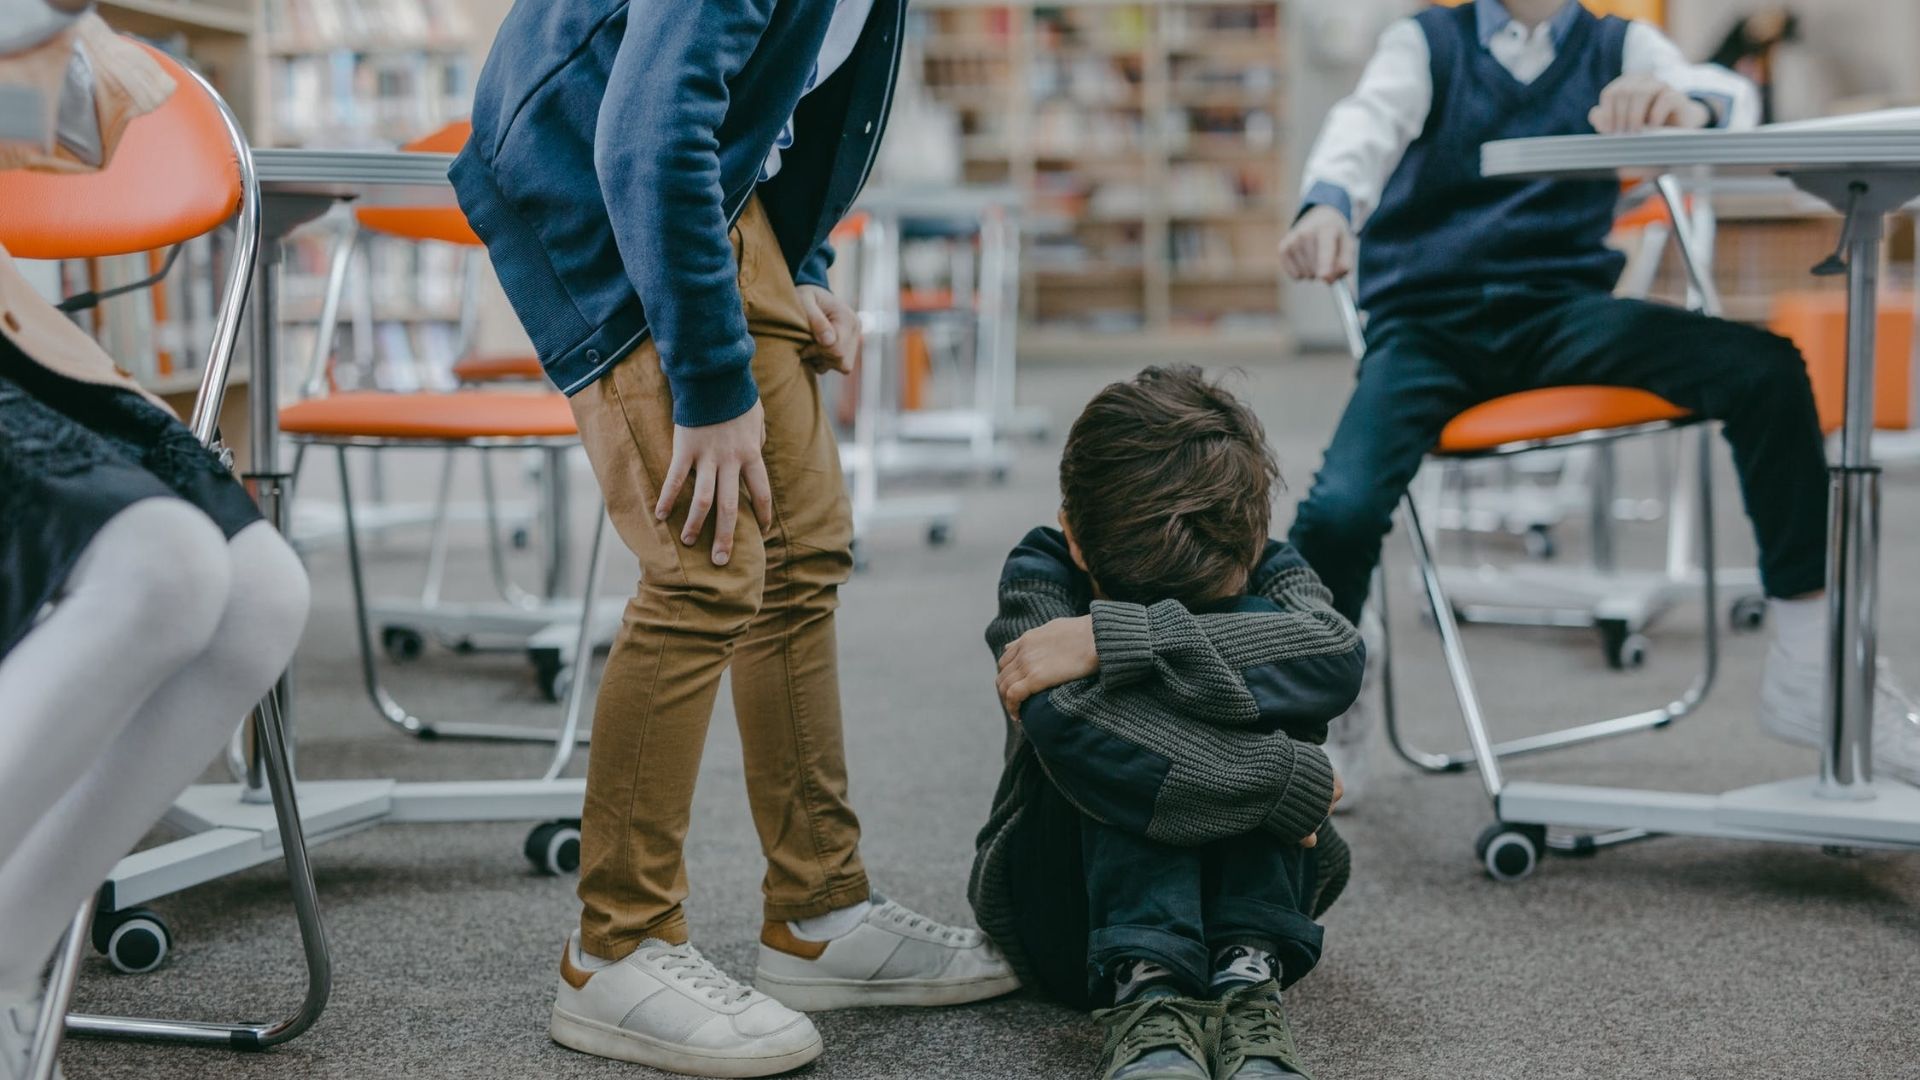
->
[753, 897, 1021, 1011]
[1, 996, 60, 1080]
[549, 933, 822, 1078]
[1323, 608, 1381, 813]
[1756, 641, 1920, 784]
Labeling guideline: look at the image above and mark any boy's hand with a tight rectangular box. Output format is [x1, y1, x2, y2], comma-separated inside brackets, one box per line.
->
[796, 284, 859, 374]
[1300, 771, 1344, 848]
[1279, 205, 1355, 283]
[997, 615, 1098, 719]
[1590, 73, 1712, 134]
[657, 401, 773, 567]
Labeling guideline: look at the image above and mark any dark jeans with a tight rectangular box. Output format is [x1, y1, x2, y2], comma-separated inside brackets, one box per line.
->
[1288, 287, 1831, 623]
[1004, 780, 1323, 1010]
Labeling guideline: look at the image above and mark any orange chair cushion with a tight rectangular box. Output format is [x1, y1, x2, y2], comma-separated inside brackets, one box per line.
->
[1436, 386, 1690, 456]
[0, 45, 242, 258]
[354, 121, 480, 245]
[279, 390, 577, 441]
[1768, 290, 1911, 434]
[452, 354, 546, 383]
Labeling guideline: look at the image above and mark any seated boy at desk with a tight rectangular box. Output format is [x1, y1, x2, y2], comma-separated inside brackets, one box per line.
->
[1280, 0, 1920, 777]
[974, 367, 1362, 1080]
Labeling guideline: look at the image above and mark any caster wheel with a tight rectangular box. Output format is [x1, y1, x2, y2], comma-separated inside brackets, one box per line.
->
[1599, 621, 1648, 671]
[525, 820, 582, 876]
[530, 648, 563, 702]
[542, 664, 575, 704]
[927, 522, 952, 547]
[511, 526, 532, 550]
[1730, 594, 1767, 633]
[1474, 823, 1543, 883]
[990, 466, 1011, 484]
[1523, 523, 1557, 561]
[92, 908, 171, 974]
[450, 638, 477, 655]
[381, 626, 426, 663]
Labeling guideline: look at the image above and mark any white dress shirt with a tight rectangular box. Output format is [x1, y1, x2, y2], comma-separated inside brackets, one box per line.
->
[761, 0, 877, 181]
[1300, 0, 1759, 229]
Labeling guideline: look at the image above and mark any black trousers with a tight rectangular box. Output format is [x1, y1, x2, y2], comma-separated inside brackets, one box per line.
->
[1287, 287, 1831, 623]
[1003, 780, 1323, 1010]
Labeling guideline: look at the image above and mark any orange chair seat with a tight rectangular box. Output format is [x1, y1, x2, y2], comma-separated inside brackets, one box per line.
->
[279, 390, 577, 441]
[1437, 386, 1690, 456]
[452, 355, 547, 383]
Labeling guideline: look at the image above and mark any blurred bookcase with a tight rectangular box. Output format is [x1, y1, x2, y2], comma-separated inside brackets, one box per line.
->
[908, 0, 1289, 357]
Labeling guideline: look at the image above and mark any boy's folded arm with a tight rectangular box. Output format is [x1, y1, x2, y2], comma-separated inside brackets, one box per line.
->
[1019, 680, 1338, 848]
[985, 527, 1089, 660]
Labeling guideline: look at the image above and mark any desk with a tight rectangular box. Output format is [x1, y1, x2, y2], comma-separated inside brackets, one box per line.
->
[100, 150, 586, 976]
[1473, 128, 1920, 858]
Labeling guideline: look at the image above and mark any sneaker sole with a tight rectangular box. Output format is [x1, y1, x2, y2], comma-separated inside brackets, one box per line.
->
[549, 1006, 822, 1078]
[751, 969, 1022, 1011]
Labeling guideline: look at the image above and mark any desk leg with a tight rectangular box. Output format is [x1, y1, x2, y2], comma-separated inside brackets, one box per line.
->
[238, 236, 294, 799]
[1823, 209, 1886, 796]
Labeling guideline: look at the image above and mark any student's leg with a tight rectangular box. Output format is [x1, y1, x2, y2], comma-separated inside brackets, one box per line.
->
[1080, 819, 1210, 1004]
[1000, 778, 1095, 1009]
[1520, 293, 1828, 601]
[1199, 830, 1323, 993]
[0, 522, 307, 992]
[1287, 322, 1490, 623]
[724, 202, 868, 927]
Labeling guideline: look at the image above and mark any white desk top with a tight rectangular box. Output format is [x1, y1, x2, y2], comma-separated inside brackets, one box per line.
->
[1484, 128, 1920, 180]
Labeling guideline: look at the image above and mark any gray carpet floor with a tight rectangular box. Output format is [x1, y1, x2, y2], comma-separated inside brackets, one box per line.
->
[58, 356, 1920, 1080]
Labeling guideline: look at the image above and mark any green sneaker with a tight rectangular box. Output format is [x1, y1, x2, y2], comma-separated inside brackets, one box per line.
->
[1213, 981, 1310, 1080]
[1092, 992, 1218, 1080]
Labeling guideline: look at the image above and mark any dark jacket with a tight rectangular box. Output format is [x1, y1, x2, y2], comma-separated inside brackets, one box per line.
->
[970, 527, 1363, 981]
[449, 0, 904, 424]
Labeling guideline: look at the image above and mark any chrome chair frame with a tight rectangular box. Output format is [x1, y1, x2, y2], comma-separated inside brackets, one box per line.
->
[27, 60, 330, 1078]
[1349, 174, 1727, 775]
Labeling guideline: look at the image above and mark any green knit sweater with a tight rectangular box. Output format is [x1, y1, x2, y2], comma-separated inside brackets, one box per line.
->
[970, 528, 1360, 983]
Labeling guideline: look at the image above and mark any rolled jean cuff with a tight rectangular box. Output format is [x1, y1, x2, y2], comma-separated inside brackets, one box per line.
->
[1087, 925, 1212, 1001]
[1206, 899, 1323, 989]
[762, 873, 872, 923]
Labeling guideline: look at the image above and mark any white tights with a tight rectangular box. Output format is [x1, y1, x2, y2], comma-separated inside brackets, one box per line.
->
[0, 501, 309, 997]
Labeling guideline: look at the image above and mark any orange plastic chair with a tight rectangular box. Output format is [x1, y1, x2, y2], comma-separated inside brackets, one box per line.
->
[279, 121, 606, 743]
[0, 39, 332, 1063]
[1769, 290, 1912, 434]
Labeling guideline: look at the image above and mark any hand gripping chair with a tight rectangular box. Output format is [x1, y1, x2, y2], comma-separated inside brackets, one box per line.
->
[2, 43, 329, 1075]
[279, 124, 612, 748]
[1342, 175, 1730, 881]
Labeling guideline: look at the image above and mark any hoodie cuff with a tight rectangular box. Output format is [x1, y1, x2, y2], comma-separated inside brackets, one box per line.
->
[1264, 743, 1336, 844]
[1091, 600, 1155, 690]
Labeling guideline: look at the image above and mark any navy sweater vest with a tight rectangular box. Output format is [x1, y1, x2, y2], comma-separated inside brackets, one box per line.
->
[1356, 3, 1628, 316]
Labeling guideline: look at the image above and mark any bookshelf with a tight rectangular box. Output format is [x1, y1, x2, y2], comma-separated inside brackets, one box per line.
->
[908, 0, 1288, 357]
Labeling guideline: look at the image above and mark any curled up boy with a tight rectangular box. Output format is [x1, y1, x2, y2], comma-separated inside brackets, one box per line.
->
[971, 367, 1362, 1079]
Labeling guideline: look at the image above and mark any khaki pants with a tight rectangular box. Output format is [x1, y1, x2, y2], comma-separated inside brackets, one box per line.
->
[568, 197, 867, 959]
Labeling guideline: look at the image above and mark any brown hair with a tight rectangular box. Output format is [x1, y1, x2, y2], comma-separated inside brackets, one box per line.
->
[1059, 366, 1279, 607]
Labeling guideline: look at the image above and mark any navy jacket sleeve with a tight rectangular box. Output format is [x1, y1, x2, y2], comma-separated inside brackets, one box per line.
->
[594, 1, 769, 428]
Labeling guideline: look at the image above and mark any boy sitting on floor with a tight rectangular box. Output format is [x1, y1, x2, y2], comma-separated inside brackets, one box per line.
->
[972, 366, 1363, 1080]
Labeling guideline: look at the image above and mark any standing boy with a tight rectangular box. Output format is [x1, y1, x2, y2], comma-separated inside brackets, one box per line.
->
[1279, 0, 1920, 776]
[452, 2, 1015, 1075]
[978, 367, 1361, 1080]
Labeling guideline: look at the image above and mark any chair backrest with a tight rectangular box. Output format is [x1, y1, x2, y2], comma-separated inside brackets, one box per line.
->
[0, 40, 258, 447]
[354, 121, 478, 246]
[0, 44, 243, 258]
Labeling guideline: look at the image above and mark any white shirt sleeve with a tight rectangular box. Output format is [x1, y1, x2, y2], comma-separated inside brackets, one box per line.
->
[1623, 19, 1760, 131]
[1298, 18, 1433, 230]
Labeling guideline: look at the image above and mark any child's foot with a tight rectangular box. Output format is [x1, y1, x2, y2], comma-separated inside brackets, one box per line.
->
[752, 895, 1019, 1010]
[1093, 988, 1216, 1080]
[1214, 981, 1309, 1079]
[1756, 597, 1920, 783]
[549, 932, 822, 1078]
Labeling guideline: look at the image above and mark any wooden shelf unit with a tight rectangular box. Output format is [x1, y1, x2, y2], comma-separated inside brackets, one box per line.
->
[909, 0, 1287, 348]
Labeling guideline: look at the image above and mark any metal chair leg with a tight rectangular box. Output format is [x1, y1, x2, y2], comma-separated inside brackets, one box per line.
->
[1393, 427, 1722, 789]
[66, 689, 332, 1050]
[541, 508, 609, 782]
[23, 903, 89, 1080]
[1375, 561, 1464, 774]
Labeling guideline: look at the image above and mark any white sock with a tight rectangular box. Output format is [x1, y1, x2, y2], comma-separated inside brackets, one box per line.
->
[1210, 944, 1279, 990]
[789, 899, 874, 943]
[572, 934, 615, 971]
[1770, 594, 1826, 659]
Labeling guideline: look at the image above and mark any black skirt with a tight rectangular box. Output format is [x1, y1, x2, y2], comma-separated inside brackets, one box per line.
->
[0, 336, 261, 658]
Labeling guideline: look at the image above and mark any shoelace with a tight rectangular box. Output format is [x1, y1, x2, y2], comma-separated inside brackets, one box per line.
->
[877, 902, 981, 947]
[1217, 992, 1295, 1065]
[1100, 996, 1217, 1069]
[641, 944, 754, 1006]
